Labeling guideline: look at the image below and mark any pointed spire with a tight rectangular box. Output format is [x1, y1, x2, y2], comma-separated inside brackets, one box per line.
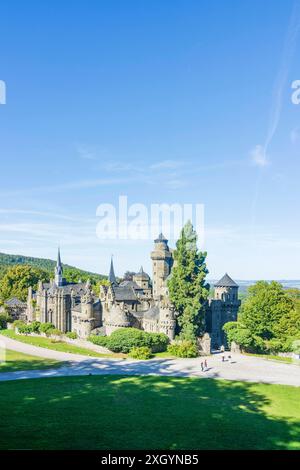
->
[154, 232, 168, 244]
[55, 247, 64, 286]
[108, 256, 117, 285]
[56, 247, 62, 270]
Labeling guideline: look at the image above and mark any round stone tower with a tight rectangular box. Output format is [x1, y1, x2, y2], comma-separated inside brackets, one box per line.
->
[150, 233, 173, 300]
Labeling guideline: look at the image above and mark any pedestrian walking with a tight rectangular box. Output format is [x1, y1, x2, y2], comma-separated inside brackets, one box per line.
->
[201, 362, 204, 372]
[220, 345, 225, 353]
[204, 359, 208, 370]
[222, 355, 225, 362]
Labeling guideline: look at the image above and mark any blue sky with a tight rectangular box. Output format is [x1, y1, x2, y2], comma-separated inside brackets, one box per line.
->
[1, 0, 300, 279]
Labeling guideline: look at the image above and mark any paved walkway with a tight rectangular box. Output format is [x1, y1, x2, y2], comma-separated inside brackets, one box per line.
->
[0, 334, 300, 386]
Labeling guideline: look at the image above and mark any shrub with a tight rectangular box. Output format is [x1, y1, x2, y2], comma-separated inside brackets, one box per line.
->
[107, 328, 151, 353]
[13, 319, 26, 330]
[167, 340, 198, 358]
[40, 322, 55, 334]
[66, 331, 78, 340]
[0, 314, 11, 329]
[88, 329, 170, 354]
[128, 346, 152, 360]
[291, 339, 300, 355]
[18, 324, 33, 335]
[30, 321, 41, 333]
[147, 332, 169, 352]
[88, 335, 110, 347]
[47, 328, 62, 337]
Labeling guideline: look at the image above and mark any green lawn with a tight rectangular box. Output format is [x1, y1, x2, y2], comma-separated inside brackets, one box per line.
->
[0, 330, 125, 358]
[244, 353, 300, 365]
[0, 375, 299, 450]
[0, 349, 64, 373]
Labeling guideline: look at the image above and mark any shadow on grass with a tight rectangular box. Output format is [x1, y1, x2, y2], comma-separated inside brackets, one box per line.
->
[0, 357, 66, 373]
[0, 374, 299, 450]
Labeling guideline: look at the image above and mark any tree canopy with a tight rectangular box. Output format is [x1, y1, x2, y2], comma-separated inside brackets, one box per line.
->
[0, 265, 50, 302]
[167, 221, 209, 341]
[223, 282, 300, 353]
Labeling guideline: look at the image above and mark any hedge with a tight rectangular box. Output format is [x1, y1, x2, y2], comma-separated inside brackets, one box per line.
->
[88, 328, 169, 354]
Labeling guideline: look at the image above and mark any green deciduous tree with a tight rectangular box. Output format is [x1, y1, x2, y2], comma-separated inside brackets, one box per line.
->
[223, 282, 299, 353]
[0, 265, 50, 302]
[239, 281, 294, 340]
[167, 221, 209, 341]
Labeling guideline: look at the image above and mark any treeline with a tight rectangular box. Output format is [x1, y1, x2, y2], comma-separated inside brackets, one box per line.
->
[0, 252, 106, 283]
[0, 252, 108, 302]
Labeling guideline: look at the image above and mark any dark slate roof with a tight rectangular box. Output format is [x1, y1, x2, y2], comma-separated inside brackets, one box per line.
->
[119, 280, 142, 290]
[143, 305, 160, 320]
[214, 273, 238, 288]
[5, 297, 27, 308]
[41, 282, 87, 295]
[134, 266, 150, 280]
[155, 232, 168, 243]
[112, 284, 138, 302]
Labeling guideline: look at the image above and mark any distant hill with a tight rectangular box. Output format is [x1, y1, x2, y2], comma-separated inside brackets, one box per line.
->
[209, 279, 300, 298]
[0, 252, 106, 283]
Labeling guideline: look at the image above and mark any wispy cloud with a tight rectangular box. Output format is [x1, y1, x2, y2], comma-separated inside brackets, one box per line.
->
[290, 126, 300, 143]
[76, 144, 97, 160]
[251, 1, 300, 225]
[150, 159, 184, 170]
[250, 145, 269, 167]
[0, 176, 141, 196]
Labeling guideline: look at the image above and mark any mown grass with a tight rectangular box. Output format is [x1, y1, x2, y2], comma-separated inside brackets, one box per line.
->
[0, 349, 65, 372]
[0, 375, 299, 450]
[244, 352, 300, 365]
[0, 330, 126, 358]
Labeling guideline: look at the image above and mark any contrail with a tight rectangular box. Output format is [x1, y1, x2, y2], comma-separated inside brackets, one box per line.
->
[251, 0, 300, 227]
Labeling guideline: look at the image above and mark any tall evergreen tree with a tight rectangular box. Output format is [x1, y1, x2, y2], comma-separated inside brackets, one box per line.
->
[167, 221, 209, 341]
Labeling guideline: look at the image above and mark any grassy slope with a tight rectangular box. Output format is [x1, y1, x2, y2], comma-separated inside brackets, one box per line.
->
[0, 349, 64, 372]
[0, 330, 124, 358]
[245, 353, 300, 364]
[0, 375, 299, 450]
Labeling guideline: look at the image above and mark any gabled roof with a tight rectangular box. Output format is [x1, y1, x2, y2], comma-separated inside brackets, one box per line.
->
[214, 273, 238, 288]
[112, 284, 138, 302]
[5, 297, 27, 308]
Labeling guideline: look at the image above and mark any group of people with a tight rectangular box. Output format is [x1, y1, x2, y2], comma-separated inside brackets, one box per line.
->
[220, 345, 233, 363]
[200, 345, 235, 373]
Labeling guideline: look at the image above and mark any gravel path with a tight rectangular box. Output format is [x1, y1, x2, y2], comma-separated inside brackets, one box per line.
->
[0, 333, 299, 386]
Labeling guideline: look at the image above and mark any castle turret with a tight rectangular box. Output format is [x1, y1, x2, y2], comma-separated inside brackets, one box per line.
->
[54, 247, 66, 287]
[214, 273, 239, 303]
[209, 273, 241, 349]
[133, 266, 150, 289]
[81, 279, 94, 319]
[151, 233, 173, 300]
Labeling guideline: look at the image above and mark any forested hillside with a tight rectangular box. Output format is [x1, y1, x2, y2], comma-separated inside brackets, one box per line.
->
[0, 252, 105, 283]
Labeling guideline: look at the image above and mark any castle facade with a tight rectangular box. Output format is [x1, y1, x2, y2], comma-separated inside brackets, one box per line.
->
[26, 235, 241, 349]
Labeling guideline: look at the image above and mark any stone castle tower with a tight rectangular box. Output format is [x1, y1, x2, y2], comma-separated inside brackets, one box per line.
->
[150, 233, 173, 299]
[208, 273, 241, 349]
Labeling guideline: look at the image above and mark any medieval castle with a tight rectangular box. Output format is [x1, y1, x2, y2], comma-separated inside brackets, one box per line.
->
[26, 234, 241, 349]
